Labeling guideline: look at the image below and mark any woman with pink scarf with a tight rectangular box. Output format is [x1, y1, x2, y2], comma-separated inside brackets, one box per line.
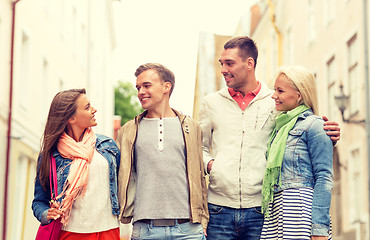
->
[32, 89, 121, 240]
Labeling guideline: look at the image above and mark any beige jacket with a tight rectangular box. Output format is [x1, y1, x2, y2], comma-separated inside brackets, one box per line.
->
[116, 109, 209, 228]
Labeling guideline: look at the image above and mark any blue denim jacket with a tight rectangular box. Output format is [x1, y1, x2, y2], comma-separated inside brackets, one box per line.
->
[32, 134, 121, 225]
[274, 110, 333, 236]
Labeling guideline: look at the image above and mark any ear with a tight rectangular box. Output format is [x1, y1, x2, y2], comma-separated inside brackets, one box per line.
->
[246, 57, 255, 70]
[68, 116, 76, 125]
[297, 92, 303, 103]
[164, 82, 172, 94]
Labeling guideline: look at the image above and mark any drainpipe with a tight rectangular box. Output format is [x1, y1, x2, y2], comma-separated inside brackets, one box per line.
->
[3, 1, 20, 239]
[363, 0, 370, 232]
[267, 0, 282, 66]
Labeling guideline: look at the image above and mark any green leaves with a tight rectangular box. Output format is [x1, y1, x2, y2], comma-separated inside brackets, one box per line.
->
[114, 81, 142, 125]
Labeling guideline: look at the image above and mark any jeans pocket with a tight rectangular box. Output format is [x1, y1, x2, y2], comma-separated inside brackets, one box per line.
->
[208, 203, 224, 215]
[132, 222, 150, 239]
[177, 222, 204, 236]
[252, 206, 263, 215]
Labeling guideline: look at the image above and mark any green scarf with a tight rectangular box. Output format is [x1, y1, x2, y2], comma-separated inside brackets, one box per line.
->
[261, 104, 310, 217]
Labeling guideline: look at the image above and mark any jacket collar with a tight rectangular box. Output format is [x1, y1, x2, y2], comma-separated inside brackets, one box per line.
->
[95, 134, 110, 146]
[297, 108, 313, 120]
[218, 81, 273, 103]
[135, 108, 187, 124]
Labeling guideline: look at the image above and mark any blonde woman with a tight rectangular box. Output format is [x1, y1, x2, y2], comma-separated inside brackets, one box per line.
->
[260, 66, 333, 240]
[32, 89, 120, 240]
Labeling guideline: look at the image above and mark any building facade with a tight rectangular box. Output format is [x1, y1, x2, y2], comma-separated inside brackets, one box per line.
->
[193, 32, 231, 120]
[0, 0, 117, 239]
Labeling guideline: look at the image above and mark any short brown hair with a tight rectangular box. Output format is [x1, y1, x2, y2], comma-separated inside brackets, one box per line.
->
[224, 36, 258, 68]
[135, 63, 175, 96]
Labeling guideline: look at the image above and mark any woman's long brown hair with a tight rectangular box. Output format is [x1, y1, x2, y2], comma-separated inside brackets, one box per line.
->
[37, 89, 86, 189]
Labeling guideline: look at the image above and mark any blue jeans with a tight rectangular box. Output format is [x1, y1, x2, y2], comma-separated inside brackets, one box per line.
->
[131, 221, 205, 240]
[206, 203, 264, 240]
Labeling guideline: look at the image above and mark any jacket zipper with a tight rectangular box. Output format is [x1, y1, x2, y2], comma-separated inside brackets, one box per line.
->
[239, 110, 244, 208]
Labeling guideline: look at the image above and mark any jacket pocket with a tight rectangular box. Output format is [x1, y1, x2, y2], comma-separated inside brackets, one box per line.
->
[286, 128, 304, 146]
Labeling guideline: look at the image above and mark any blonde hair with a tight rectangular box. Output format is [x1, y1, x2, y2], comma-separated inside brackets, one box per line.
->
[276, 65, 318, 114]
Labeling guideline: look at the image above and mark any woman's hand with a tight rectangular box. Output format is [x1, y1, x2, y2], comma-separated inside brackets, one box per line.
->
[46, 201, 63, 221]
[311, 236, 328, 240]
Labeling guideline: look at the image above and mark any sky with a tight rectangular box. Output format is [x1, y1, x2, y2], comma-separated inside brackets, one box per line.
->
[112, 0, 255, 116]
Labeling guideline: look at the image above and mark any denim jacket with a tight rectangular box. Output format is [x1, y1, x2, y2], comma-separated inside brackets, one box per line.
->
[274, 110, 333, 236]
[32, 134, 121, 225]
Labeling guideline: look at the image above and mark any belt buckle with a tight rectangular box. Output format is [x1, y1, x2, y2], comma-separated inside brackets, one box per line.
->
[152, 219, 176, 227]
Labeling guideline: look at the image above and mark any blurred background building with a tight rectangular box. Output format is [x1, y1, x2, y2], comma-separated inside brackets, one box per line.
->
[0, 0, 118, 239]
[194, 0, 370, 239]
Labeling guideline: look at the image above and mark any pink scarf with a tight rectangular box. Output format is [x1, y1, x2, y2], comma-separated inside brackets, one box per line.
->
[56, 127, 96, 226]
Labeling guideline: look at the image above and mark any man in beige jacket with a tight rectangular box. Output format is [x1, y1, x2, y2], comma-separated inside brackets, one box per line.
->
[116, 63, 208, 240]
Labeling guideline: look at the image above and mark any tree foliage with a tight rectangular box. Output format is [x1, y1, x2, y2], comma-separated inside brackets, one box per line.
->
[114, 81, 142, 125]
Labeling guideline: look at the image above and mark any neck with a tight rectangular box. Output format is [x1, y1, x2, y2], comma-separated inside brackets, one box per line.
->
[235, 77, 258, 96]
[146, 104, 176, 118]
[66, 126, 85, 142]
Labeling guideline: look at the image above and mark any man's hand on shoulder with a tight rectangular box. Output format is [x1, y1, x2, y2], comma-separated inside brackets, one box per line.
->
[322, 116, 341, 144]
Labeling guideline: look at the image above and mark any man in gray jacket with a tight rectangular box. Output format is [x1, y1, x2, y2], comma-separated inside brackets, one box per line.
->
[199, 36, 340, 240]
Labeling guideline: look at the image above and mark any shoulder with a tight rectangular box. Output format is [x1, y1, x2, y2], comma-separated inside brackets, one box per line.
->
[184, 116, 200, 127]
[296, 111, 327, 137]
[96, 133, 111, 141]
[202, 88, 228, 102]
[200, 88, 231, 114]
[96, 134, 118, 148]
[118, 118, 136, 133]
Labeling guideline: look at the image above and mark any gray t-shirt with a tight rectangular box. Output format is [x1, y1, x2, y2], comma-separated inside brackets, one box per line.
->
[133, 117, 190, 222]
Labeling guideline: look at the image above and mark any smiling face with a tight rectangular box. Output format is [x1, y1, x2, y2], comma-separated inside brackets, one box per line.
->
[71, 94, 97, 130]
[272, 74, 302, 112]
[219, 48, 251, 91]
[136, 69, 171, 111]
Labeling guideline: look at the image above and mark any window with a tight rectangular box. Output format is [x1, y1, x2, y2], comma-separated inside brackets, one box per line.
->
[59, 78, 64, 91]
[259, 41, 267, 86]
[327, 57, 337, 119]
[285, 27, 294, 64]
[43, 0, 50, 16]
[80, 23, 86, 67]
[60, 0, 66, 37]
[20, 32, 30, 111]
[347, 34, 360, 115]
[271, 32, 278, 76]
[10, 155, 31, 240]
[323, 0, 335, 26]
[308, 0, 316, 43]
[42, 58, 49, 122]
[348, 148, 361, 224]
[72, 7, 77, 55]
